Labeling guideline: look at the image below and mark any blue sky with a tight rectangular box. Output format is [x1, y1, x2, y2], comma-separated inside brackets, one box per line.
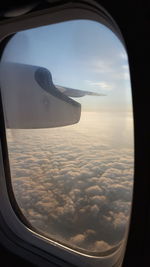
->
[2, 19, 132, 112]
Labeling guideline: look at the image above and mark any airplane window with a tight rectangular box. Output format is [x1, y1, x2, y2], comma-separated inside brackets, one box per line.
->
[0, 20, 134, 255]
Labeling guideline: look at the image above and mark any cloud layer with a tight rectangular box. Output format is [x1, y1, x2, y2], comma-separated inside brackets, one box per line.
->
[7, 111, 134, 254]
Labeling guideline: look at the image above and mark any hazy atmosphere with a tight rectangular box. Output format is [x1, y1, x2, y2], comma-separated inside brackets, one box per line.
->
[2, 20, 134, 254]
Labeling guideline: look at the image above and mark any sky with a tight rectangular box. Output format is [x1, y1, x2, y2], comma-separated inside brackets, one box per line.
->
[1, 19, 134, 256]
[2, 19, 132, 112]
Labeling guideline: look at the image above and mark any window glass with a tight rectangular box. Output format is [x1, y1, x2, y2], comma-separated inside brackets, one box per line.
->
[0, 20, 134, 255]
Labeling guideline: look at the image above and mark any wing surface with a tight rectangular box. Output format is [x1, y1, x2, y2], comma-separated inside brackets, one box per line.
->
[56, 85, 106, 98]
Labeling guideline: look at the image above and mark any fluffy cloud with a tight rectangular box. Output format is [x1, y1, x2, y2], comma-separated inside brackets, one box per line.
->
[93, 241, 111, 252]
[70, 234, 85, 245]
[7, 111, 134, 254]
[85, 185, 103, 196]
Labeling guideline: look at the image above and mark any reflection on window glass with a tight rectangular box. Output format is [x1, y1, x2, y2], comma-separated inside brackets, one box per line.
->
[0, 20, 134, 255]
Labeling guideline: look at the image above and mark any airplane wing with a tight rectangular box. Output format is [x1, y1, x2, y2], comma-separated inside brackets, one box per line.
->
[0, 62, 105, 129]
[0, 62, 80, 129]
[55, 85, 106, 98]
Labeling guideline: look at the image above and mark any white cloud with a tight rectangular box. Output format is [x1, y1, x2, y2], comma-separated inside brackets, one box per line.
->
[112, 211, 128, 230]
[70, 234, 85, 245]
[93, 240, 111, 252]
[85, 185, 103, 196]
[91, 195, 107, 205]
[85, 80, 113, 90]
[7, 111, 133, 253]
[89, 60, 114, 74]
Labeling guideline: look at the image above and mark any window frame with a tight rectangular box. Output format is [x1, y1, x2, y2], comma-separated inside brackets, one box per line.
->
[0, 1, 132, 266]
